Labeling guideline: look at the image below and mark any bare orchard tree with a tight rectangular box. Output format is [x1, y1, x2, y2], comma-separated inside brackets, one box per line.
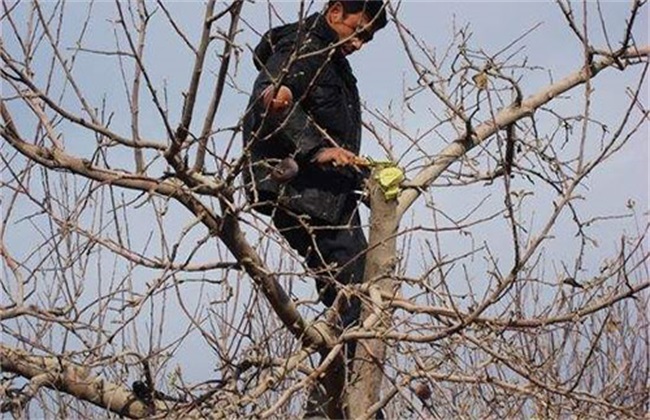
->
[1, 0, 648, 418]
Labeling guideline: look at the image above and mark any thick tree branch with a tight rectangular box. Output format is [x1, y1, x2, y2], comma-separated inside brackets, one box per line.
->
[0, 345, 170, 418]
[0, 51, 165, 151]
[0, 101, 225, 197]
[397, 45, 649, 218]
[1, 100, 336, 357]
[167, 0, 216, 159]
[339, 279, 649, 342]
[218, 207, 337, 351]
[193, 0, 244, 172]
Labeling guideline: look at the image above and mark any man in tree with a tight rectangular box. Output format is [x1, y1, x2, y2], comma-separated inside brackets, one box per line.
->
[243, 1, 388, 329]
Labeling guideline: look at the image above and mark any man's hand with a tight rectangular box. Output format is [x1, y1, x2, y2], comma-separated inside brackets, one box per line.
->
[313, 147, 367, 168]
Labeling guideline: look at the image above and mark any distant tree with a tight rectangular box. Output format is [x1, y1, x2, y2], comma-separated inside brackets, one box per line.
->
[1, 1, 648, 418]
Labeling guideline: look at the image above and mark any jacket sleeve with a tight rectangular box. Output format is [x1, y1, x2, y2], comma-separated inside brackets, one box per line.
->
[252, 43, 331, 161]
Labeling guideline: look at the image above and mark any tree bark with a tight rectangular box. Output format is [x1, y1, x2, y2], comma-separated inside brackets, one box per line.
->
[396, 45, 650, 218]
[0, 344, 167, 418]
[346, 173, 399, 418]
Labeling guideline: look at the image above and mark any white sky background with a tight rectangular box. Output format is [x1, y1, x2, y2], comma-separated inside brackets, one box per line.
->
[3, 0, 648, 392]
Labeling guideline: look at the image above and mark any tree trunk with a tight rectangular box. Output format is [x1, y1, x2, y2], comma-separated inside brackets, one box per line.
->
[346, 173, 399, 418]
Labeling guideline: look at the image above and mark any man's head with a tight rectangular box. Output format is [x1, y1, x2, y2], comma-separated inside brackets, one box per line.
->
[325, 1, 387, 56]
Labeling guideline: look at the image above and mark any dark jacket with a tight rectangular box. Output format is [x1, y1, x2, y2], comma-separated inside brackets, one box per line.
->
[243, 13, 366, 224]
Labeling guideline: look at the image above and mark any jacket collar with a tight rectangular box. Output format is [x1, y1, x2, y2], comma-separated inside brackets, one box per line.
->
[253, 12, 347, 70]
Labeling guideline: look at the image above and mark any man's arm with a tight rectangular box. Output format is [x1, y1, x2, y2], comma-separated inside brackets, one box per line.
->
[262, 85, 359, 168]
[253, 45, 360, 168]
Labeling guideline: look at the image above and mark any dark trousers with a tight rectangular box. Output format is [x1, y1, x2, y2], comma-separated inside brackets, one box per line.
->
[272, 200, 367, 328]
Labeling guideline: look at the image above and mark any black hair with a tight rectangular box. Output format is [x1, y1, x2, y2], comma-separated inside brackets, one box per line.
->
[327, 1, 388, 32]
